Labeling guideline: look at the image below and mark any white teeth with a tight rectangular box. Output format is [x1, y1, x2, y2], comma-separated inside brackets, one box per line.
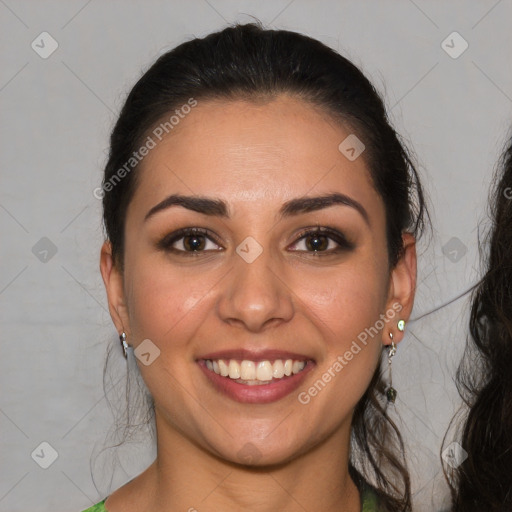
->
[284, 359, 293, 376]
[240, 360, 256, 380]
[272, 359, 285, 378]
[205, 358, 308, 382]
[218, 359, 229, 376]
[256, 361, 273, 381]
[292, 361, 305, 373]
[228, 360, 241, 379]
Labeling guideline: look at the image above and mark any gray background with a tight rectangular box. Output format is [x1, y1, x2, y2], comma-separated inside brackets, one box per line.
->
[1, 1, 512, 511]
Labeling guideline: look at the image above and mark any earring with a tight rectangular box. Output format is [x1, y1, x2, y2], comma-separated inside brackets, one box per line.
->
[385, 333, 397, 403]
[397, 319, 405, 332]
[120, 332, 128, 359]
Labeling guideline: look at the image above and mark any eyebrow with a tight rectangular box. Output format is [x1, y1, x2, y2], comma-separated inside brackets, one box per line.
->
[144, 192, 370, 225]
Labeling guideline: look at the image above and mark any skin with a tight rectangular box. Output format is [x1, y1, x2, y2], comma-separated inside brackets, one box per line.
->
[100, 94, 417, 512]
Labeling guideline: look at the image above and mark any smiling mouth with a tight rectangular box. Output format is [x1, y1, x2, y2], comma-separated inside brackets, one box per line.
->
[202, 358, 310, 385]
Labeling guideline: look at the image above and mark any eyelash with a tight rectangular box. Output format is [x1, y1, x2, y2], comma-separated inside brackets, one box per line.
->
[157, 227, 354, 256]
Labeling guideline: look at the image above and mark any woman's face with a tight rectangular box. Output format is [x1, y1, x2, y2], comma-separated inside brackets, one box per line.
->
[101, 94, 415, 466]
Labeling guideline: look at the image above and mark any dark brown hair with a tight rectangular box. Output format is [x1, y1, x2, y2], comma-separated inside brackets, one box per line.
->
[99, 22, 429, 511]
[448, 136, 512, 511]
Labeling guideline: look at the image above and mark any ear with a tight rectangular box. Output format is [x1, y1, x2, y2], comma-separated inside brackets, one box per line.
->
[383, 232, 417, 345]
[99, 241, 130, 338]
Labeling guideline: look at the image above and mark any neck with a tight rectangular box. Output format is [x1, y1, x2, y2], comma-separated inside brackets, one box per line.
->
[138, 412, 361, 512]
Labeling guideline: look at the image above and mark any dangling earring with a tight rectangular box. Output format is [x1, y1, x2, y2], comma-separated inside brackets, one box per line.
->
[120, 332, 129, 359]
[385, 332, 397, 403]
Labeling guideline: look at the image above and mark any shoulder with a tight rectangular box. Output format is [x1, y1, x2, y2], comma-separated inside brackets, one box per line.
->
[80, 499, 107, 512]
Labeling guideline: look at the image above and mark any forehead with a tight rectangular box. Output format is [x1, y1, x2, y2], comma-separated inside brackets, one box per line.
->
[129, 95, 384, 220]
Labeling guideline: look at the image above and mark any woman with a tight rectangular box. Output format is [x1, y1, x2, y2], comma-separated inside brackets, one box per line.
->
[84, 22, 428, 512]
[448, 137, 512, 511]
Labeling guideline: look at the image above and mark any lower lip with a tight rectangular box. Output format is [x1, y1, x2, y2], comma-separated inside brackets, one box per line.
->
[197, 360, 315, 404]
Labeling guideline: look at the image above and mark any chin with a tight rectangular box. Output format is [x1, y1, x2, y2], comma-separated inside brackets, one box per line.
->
[208, 436, 308, 469]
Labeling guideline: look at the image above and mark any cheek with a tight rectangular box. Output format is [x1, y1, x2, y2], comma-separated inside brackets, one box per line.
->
[291, 260, 387, 403]
[123, 255, 221, 346]
[292, 258, 388, 343]
[122, 261, 218, 407]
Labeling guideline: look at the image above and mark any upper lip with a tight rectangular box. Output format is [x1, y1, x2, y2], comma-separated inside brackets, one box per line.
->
[197, 349, 314, 362]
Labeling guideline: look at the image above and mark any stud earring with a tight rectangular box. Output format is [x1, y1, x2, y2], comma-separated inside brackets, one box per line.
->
[385, 333, 397, 403]
[397, 319, 405, 332]
[120, 332, 129, 359]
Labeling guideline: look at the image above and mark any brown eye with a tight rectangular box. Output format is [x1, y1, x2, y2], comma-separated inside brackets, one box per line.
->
[289, 227, 354, 254]
[182, 234, 207, 251]
[304, 233, 329, 252]
[157, 228, 222, 254]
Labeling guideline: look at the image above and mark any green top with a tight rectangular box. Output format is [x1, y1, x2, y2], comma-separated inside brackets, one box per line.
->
[81, 502, 107, 512]
[81, 485, 379, 511]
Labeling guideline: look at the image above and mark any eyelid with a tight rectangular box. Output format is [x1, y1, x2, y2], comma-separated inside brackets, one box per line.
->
[290, 226, 355, 252]
[156, 225, 355, 258]
[156, 227, 223, 253]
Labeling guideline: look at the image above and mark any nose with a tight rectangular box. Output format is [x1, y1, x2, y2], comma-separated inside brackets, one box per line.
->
[216, 247, 295, 333]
